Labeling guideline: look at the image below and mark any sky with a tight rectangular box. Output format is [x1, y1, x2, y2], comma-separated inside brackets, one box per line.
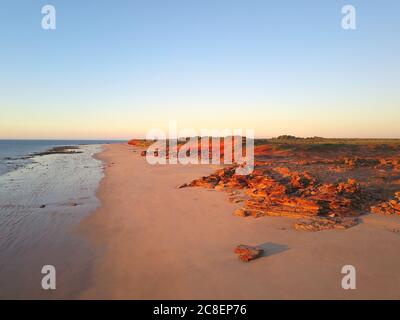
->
[0, 0, 399, 139]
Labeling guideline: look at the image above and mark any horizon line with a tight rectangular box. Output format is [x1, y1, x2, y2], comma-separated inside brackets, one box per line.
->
[2, 137, 400, 141]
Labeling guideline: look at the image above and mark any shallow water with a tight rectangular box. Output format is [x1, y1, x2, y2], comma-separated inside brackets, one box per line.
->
[0, 144, 105, 299]
[0, 140, 121, 175]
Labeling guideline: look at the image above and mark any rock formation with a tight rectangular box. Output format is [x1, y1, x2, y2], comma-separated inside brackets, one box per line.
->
[183, 165, 369, 226]
[294, 217, 358, 231]
[370, 192, 400, 215]
[234, 245, 264, 262]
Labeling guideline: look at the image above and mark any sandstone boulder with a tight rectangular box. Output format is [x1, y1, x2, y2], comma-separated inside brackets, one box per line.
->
[234, 245, 264, 262]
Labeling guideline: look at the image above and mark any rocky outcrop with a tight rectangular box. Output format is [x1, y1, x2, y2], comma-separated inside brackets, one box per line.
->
[183, 166, 368, 224]
[370, 192, 400, 215]
[343, 158, 380, 168]
[377, 158, 400, 170]
[128, 139, 151, 148]
[294, 217, 358, 231]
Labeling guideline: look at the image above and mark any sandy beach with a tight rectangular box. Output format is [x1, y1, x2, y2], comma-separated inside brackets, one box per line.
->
[80, 143, 400, 299]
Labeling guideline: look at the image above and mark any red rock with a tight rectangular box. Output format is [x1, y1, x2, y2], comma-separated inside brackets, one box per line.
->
[343, 157, 380, 168]
[233, 208, 250, 217]
[234, 245, 263, 262]
[337, 178, 359, 194]
[371, 192, 400, 215]
[185, 165, 369, 219]
[294, 217, 358, 232]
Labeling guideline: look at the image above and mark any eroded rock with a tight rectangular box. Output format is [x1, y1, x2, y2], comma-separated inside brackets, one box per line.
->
[371, 191, 400, 215]
[343, 157, 380, 168]
[294, 217, 359, 231]
[234, 245, 263, 262]
[186, 166, 369, 221]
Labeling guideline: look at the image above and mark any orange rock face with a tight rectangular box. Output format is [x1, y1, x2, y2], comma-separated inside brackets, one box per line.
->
[128, 139, 150, 148]
[183, 165, 369, 222]
[370, 192, 400, 215]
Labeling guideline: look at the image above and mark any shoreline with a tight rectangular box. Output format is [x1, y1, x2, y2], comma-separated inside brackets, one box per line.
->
[0, 140, 120, 177]
[0, 144, 105, 299]
[80, 143, 400, 299]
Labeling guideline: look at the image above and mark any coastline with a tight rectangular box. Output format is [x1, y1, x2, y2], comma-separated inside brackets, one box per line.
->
[0, 140, 123, 176]
[0, 144, 105, 299]
[80, 143, 400, 299]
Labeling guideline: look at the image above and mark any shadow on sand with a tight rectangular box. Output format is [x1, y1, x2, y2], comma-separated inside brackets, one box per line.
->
[258, 242, 289, 258]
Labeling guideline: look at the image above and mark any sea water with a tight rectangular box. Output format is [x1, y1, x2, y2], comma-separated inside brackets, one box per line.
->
[0, 140, 121, 176]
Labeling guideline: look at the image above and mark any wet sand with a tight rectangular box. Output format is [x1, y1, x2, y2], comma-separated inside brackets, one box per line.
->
[81, 143, 400, 299]
[0, 145, 104, 299]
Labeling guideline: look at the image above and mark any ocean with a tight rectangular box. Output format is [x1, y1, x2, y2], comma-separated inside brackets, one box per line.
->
[0, 140, 124, 176]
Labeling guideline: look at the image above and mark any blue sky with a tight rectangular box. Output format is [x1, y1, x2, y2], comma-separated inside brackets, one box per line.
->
[0, 0, 399, 139]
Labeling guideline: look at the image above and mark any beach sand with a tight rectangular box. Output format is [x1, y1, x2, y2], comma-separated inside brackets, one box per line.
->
[80, 143, 400, 299]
